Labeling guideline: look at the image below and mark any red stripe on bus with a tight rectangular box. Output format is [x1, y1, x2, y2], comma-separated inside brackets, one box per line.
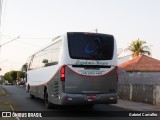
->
[66, 65, 116, 78]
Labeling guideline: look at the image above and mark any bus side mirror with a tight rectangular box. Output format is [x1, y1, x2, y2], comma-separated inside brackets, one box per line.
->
[42, 59, 48, 64]
[22, 63, 28, 72]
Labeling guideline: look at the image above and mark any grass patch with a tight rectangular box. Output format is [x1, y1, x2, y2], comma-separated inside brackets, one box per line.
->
[0, 102, 12, 111]
[0, 88, 17, 120]
[0, 86, 5, 96]
[0, 102, 17, 120]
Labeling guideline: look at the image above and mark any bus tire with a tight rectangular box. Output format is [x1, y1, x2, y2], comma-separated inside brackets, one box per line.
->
[26, 85, 30, 93]
[30, 93, 35, 99]
[44, 91, 52, 109]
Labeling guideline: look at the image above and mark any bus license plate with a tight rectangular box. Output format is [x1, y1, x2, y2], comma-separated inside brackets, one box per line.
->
[86, 95, 96, 101]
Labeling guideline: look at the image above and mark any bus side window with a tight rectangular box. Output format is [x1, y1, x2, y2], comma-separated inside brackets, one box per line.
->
[42, 41, 61, 67]
[29, 40, 61, 69]
[26, 56, 33, 71]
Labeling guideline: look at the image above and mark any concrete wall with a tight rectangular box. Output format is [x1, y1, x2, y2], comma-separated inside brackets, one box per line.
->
[154, 86, 160, 105]
[118, 68, 160, 105]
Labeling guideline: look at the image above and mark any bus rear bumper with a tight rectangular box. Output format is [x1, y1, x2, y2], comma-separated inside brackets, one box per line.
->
[59, 93, 118, 105]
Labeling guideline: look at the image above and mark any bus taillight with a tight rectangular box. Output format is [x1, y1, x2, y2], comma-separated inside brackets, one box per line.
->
[60, 66, 65, 81]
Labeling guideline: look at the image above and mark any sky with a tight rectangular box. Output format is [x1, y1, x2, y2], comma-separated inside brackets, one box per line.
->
[0, 0, 160, 75]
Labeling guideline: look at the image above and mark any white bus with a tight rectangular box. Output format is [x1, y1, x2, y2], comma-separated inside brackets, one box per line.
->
[25, 32, 118, 108]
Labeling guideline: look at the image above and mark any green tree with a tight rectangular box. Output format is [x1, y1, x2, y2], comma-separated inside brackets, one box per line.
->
[17, 71, 25, 80]
[4, 72, 9, 81]
[125, 38, 151, 58]
[4, 72, 12, 83]
[9, 71, 18, 81]
[4, 71, 18, 84]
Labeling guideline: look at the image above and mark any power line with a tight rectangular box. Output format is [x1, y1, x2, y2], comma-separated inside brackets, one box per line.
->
[0, 33, 52, 40]
[20, 37, 52, 39]
[0, 36, 20, 46]
[0, 33, 15, 39]
[0, 59, 7, 64]
[0, 34, 51, 47]
[0, 36, 20, 58]
[16, 40, 43, 47]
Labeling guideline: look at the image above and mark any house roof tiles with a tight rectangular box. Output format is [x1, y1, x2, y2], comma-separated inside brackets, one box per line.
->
[119, 55, 160, 72]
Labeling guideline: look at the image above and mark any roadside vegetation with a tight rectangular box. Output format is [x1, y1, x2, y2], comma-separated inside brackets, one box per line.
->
[0, 78, 4, 85]
[0, 86, 5, 96]
[3, 70, 25, 84]
[125, 38, 151, 58]
[0, 101, 12, 111]
[0, 87, 17, 120]
[0, 102, 17, 120]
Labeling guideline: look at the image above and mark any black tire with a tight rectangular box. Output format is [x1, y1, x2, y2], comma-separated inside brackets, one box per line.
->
[44, 91, 52, 109]
[30, 93, 35, 99]
[26, 85, 30, 93]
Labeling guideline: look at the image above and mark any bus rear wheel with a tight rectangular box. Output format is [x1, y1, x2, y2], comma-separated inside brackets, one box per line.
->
[30, 93, 35, 99]
[44, 91, 52, 109]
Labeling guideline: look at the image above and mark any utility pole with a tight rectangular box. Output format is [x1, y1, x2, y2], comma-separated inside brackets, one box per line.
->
[0, 0, 2, 28]
[0, 0, 3, 55]
[0, 0, 3, 73]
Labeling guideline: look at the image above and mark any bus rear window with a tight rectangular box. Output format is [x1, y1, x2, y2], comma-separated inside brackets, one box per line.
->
[67, 32, 114, 60]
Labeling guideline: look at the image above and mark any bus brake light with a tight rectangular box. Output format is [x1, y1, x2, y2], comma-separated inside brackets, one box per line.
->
[60, 66, 65, 81]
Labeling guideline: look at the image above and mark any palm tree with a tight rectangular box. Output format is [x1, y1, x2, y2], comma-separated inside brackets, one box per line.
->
[125, 38, 151, 58]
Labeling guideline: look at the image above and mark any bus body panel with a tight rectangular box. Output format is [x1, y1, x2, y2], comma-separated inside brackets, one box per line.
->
[26, 32, 118, 106]
[64, 65, 117, 94]
[28, 66, 118, 105]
